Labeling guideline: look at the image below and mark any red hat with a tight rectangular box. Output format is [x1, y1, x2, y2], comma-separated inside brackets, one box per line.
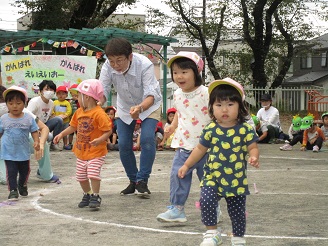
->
[56, 85, 68, 93]
[69, 84, 78, 92]
[136, 119, 142, 124]
[105, 106, 117, 113]
[167, 107, 177, 114]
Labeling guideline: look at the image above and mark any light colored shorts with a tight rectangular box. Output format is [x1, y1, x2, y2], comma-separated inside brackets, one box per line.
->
[76, 156, 105, 182]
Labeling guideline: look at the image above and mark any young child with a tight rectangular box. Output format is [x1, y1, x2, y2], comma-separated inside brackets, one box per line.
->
[178, 78, 259, 246]
[53, 79, 112, 209]
[0, 86, 40, 200]
[320, 112, 328, 146]
[132, 119, 141, 151]
[156, 51, 212, 223]
[53, 86, 72, 150]
[300, 114, 325, 152]
[66, 84, 80, 150]
[279, 115, 304, 151]
[159, 107, 177, 150]
[104, 106, 119, 151]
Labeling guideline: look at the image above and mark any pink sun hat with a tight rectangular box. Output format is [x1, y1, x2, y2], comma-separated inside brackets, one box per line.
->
[208, 78, 245, 101]
[3, 85, 28, 102]
[77, 79, 104, 102]
[167, 51, 204, 73]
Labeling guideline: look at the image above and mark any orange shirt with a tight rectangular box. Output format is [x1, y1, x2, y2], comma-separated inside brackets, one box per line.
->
[302, 126, 325, 146]
[70, 106, 112, 160]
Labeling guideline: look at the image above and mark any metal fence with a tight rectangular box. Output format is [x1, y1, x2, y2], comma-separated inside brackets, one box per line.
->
[163, 85, 328, 115]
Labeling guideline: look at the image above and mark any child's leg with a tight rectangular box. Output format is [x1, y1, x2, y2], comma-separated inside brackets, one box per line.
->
[226, 195, 246, 237]
[5, 160, 19, 191]
[17, 160, 30, 187]
[63, 136, 68, 146]
[86, 156, 105, 195]
[200, 186, 219, 230]
[68, 132, 74, 145]
[200, 186, 223, 245]
[76, 158, 92, 208]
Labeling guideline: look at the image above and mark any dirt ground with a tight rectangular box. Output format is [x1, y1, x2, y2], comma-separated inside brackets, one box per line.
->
[0, 140, 327, 246]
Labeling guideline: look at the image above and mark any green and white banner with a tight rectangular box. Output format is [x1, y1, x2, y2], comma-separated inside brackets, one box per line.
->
[1, 55, 97, 97]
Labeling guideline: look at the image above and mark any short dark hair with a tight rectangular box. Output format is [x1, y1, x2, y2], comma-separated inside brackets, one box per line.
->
[0, 85, 7, 103]
[170, 57, 203, 87]
[39, 80, 56, 91]
[104, 38, 132, 57]
[5, 90, 26, 104]
[209, 84, 249, 123]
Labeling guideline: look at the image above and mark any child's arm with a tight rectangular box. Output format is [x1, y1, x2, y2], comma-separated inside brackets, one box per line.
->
[53, 125, 77, 144]
[31, 131, 40, 152]
[178, 143, 208, 178]
[247, 142, 259, 168]
[89, 130, 112, 147]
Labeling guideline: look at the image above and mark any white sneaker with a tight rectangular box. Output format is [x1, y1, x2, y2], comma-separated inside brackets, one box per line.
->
[313, 145, 319, 152]
[231, 237, 246, 246]
[279, 144, 292, 151]
[200, 229, 223, 246]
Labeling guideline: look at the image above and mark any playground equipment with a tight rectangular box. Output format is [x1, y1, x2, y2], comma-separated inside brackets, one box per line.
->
[305, 89, 328, 123]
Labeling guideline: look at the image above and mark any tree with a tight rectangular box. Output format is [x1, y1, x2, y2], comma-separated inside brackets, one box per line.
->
[13, 0, 138, 30]
[146, 0, 328, 88]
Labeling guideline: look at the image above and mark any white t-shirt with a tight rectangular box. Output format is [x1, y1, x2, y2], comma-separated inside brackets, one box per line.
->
[27, 96, 54, 123]
[171, 85, 211, 150]
[257, 106, 282, 131]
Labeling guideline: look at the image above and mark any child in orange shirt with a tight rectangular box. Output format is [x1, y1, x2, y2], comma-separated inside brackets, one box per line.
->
[300, 114, 325, 152]
[54, 79, 112, 209]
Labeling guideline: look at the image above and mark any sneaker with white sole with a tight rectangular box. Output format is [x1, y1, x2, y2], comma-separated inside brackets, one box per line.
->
[89, 194, 101, 209]
[78, 193, 90, 208]
[156, 205, 187, 222]
[8, 189, 19, 201]
[279, 143, 292, 151]
[120, 181, 136, 195]
[313, 145, 319, 152]
[231, 236, 246, 246]
[135, 180, 151, 197]
[200, 229, 223, 246]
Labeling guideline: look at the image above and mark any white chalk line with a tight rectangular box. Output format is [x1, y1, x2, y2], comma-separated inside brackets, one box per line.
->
[30, 188, 328, 241]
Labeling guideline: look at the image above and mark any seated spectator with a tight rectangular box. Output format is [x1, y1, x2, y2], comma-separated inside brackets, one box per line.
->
[279, 115, 304, 151]
[133, 120, 141, 151]
[105, 106, 119, 151]
[320, 112, 328, 147]
[257, 93, 285, 143]
[159, 107, 176, 150]
[53, 86, 72, 150]
[300, 114, 325, 152]
[27, 80, 64, 151]
[252, 114, 277, 143]
[155, 121, 164, 150]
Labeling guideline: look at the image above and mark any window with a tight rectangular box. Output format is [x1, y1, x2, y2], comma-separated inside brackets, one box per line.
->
[300, 54, 312, 69]
[321, 52, 327, 67]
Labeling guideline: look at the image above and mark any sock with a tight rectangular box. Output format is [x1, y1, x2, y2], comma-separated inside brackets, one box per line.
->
[87, 190, 93, 195]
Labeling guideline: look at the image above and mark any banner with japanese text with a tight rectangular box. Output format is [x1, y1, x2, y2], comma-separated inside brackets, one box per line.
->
[0, 55, 97, 98]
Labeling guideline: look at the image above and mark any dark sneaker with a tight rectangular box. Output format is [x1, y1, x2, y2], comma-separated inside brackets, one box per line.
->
[8, 189, 19, 201]
[64, 144, 73, 150]
[89, 195, 101, 209]
[135, 180, 151, 198]
[78, 193, 90, 208]
[120, 181, 136, 195]
[18, 185, 28, 197]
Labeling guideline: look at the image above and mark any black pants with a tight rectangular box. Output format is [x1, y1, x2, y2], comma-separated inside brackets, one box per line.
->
[305, 136, 324, 150]
[5, 160, 30, 191]
[289, 132, 304, 146]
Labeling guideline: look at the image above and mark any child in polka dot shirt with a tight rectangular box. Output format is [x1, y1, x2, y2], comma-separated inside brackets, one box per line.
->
[178, 78, 260, 246]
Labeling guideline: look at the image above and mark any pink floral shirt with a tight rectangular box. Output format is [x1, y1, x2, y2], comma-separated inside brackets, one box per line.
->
[171, 85, 211, 150]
